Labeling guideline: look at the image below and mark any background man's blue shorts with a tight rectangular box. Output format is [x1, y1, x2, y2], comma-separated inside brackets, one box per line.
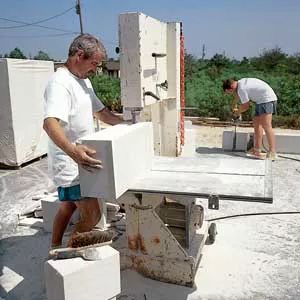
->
[255, 101, 277, 117]
[57, 184, 82, 201]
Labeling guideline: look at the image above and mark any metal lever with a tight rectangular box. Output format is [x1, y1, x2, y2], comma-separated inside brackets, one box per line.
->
[152, 53, 167, 58]
[143, 91, 160, 101]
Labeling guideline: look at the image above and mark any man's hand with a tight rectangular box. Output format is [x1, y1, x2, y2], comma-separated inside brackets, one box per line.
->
[233, 108, 241, 118]
[70, 144, 102, 171]
[95, 108, 123, 126]
[43, 118, 103, 172]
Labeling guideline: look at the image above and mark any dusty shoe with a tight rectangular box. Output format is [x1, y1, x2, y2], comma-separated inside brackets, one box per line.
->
[68, 230, 113, 248]
[266, 152, 277, 161]
[246, 148, 266, 160]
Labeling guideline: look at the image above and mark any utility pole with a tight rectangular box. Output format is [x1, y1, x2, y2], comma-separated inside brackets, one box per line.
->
[201, 44, 206, 60]
[76, 0, 83, 34]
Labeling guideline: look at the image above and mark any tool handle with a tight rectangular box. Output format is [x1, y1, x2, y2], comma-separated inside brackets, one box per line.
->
[49, 248, 82, 260]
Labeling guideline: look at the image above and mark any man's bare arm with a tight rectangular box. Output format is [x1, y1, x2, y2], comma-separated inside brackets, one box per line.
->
[94, 108, 122, 125]
[43, 117, 102, 168]
[231, 93, 240, 112]
[235, 102, 250, 116]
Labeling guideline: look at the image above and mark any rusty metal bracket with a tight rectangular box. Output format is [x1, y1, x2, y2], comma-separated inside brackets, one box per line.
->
[208, 194, 219, 210]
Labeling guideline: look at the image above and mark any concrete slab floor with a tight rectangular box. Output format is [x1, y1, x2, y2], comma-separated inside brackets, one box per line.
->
[1, 134, 300, 299]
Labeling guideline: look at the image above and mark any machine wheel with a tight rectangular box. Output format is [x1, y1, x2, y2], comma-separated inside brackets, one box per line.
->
[208, 223, 217, 243]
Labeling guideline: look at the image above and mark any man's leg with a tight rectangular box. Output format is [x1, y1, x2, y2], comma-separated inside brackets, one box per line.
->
[69, 198, 101, 242]
[253, 116, 264, 153]
[260, 113, 276, 153]
[52, 201, 77, 247]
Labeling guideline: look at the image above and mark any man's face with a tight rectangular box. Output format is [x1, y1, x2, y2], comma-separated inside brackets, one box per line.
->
[225, 88, 235, 95]
[77, 51, 103, 79]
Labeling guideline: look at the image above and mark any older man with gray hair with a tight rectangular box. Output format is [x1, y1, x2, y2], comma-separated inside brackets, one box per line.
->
[43, 34, 122, 249]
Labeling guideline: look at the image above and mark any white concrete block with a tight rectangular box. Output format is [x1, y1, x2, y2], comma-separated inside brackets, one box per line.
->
[184, 120, 193, 129]
[119, 13, 168, 108]
[44, 245, 120, 300]
[222, 130, 234, 150]
[95, 199, 107, 230]
[263, 133, 300, 154]
[79, 122, 153, 201]
[222, 130, 250, 151]
[236, 132, 250, 151]
[223, 130, 300, 154]
[0, 59, 54, 166]
[181, 128, 196, 157]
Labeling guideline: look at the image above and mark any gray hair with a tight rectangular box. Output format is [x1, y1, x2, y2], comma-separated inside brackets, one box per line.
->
[68, 34, 107, 59]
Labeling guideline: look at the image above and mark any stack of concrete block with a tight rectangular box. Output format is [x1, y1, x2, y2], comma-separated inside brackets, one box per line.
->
[44, 245, 120, 300]
[0, 59, 54, 166]
[223, 129, 300, 154]
[262, 133, 300, 154]
[222, 130, 251, 151]
[181, 120, 196, 157]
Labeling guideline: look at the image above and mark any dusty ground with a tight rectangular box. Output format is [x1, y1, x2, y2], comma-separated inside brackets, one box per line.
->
[1, 124, 300, 300]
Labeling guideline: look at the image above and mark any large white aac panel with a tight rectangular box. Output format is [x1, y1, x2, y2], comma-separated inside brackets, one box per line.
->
[79, 122, 153, 201]
[0, 58, 54, 166]
[119, 13, 168, 108]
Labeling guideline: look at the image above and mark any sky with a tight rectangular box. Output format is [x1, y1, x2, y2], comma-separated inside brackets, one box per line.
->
[0, 0, 299, 61]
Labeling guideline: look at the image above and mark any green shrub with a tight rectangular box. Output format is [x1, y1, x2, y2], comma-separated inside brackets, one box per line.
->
[90, 74, 121, 112]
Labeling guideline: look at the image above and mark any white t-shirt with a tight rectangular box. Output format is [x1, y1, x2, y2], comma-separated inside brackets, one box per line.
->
[237, 78, 277, 104]
[43, 67, 104, 187]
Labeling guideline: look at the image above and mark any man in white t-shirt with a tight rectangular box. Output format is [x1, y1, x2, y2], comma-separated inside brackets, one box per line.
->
[223, 78, 277, 160]
[43, 34, 122, 248]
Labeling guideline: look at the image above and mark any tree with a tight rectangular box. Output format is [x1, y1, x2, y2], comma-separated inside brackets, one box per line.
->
[210, 53, 230, 68]
[9, 48, 27, 59]
[185, 53, 199, 79]
[252, 47, 287, 71]
[34, 50, 52, 61]
[90, 74, 121, 112]
[286, 53, 300, 75]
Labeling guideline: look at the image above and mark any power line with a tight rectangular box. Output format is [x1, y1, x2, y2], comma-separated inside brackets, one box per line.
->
[0, 18, 79, 34]
[75, 0, 83, 34]
[0, 33, 76, 38]
[0, 6, 75, 29]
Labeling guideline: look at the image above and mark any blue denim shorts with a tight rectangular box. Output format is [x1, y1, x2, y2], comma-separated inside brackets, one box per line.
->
[57, 184, 82, 201]
[255, 101, 277, 117]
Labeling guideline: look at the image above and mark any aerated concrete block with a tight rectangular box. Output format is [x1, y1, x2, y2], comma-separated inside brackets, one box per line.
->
[44, 245, 120, 300]
[223, 130, 300, 154]
[181, 126, 196, 157]
[222, 130, 234, 150]
[222, 130, 250, 151]
[79, 122, 154, 201]
[263, 133, 300, 154]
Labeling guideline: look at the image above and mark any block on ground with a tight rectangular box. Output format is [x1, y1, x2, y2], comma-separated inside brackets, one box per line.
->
[44, 245, 120, 300]
[222, 130, 250, 151]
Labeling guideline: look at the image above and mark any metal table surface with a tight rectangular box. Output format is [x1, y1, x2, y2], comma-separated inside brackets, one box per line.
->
[128, 154, 272, 203]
